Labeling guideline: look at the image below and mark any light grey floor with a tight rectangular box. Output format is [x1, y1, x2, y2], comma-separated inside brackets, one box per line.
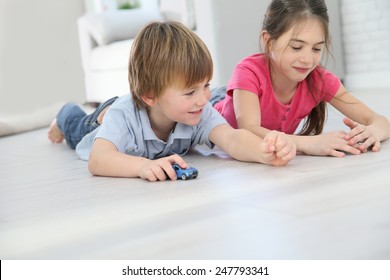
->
[1, 91, 390, 260]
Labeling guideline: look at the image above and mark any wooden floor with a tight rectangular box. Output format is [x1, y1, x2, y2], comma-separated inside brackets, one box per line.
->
[1, 90, 390, 260]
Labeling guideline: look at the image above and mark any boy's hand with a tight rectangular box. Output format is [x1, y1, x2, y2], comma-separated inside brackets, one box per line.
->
[261, 131, 296, 166]
[139, 154, 187, 182]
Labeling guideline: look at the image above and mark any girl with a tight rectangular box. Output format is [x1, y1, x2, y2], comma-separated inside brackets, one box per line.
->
[213, 0, 390, 157]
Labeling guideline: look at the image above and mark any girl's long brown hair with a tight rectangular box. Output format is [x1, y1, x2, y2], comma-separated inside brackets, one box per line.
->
[262, 0, 331, 135]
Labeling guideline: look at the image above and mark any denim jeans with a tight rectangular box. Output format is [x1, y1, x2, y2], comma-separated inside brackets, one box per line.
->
[209, 85, 227, 106]
[56, 96, 118, 149]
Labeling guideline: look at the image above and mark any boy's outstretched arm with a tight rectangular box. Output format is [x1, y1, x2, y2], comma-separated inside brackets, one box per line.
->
[89, 138, 188, 181]
[209, 124, 296, 166]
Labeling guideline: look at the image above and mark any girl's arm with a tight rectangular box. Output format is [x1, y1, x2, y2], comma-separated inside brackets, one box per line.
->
[209, 124, 296, 166]
[330, 84, 390, 152]
[88, 138, 187, 181]
[232, 89, 361, 157]
[233, 89, 271, 138]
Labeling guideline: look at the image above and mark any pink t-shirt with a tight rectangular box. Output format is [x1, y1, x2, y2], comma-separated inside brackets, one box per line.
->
[214, 53, 341, 134]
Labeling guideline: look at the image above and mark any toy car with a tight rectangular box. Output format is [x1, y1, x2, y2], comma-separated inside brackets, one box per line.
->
[172, 163, 198, 180]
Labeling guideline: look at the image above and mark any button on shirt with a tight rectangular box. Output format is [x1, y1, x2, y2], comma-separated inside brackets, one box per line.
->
[76, 94, 227, 161]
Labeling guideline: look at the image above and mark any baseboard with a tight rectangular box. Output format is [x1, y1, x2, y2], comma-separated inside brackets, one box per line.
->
[344, 71, 390, 91]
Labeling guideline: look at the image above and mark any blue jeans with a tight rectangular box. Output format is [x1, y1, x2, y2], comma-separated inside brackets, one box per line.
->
[56, 96, 118, 149]
[210, 85, 227, 106]
[55, 86, 226, 150]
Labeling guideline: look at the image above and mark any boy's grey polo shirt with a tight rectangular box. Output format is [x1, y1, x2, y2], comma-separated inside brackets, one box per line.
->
[76, 94, 227, 161]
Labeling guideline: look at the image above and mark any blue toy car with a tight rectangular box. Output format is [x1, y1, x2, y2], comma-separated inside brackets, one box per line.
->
[172, 163, 198, 180]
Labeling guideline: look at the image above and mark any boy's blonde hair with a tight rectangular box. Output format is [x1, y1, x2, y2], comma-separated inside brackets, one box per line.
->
[128, 21, 213, 108]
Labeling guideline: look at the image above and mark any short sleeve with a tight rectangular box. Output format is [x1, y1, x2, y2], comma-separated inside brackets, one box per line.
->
[193, 103, 227, 148]
[95, 106, 138, 153]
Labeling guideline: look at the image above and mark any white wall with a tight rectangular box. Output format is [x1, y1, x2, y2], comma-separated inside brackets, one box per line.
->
[342, 0, 390, 90]
[195, 0, 345, 86]
[0, 0, 85, 115]
[3, 0, 378, 118]
[194, 0, 263, 86]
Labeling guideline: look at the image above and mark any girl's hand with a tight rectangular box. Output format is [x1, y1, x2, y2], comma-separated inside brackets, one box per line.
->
[139, 154, 187, 182]
[261, 131, 296, 166]
[298, 131, 362, 157]
[343, 117, 381, 152]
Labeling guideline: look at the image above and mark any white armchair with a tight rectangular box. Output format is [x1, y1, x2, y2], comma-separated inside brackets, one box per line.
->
[77, 0, 162, 103]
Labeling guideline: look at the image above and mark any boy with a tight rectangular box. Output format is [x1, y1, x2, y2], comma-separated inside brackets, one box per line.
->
[49, 21, 296, 181]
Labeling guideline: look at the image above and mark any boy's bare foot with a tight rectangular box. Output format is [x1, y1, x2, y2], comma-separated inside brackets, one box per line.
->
[48, 119, 65, 143]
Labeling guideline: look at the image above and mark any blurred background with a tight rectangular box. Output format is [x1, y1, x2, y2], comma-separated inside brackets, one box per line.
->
[0, 0, 389, 117]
